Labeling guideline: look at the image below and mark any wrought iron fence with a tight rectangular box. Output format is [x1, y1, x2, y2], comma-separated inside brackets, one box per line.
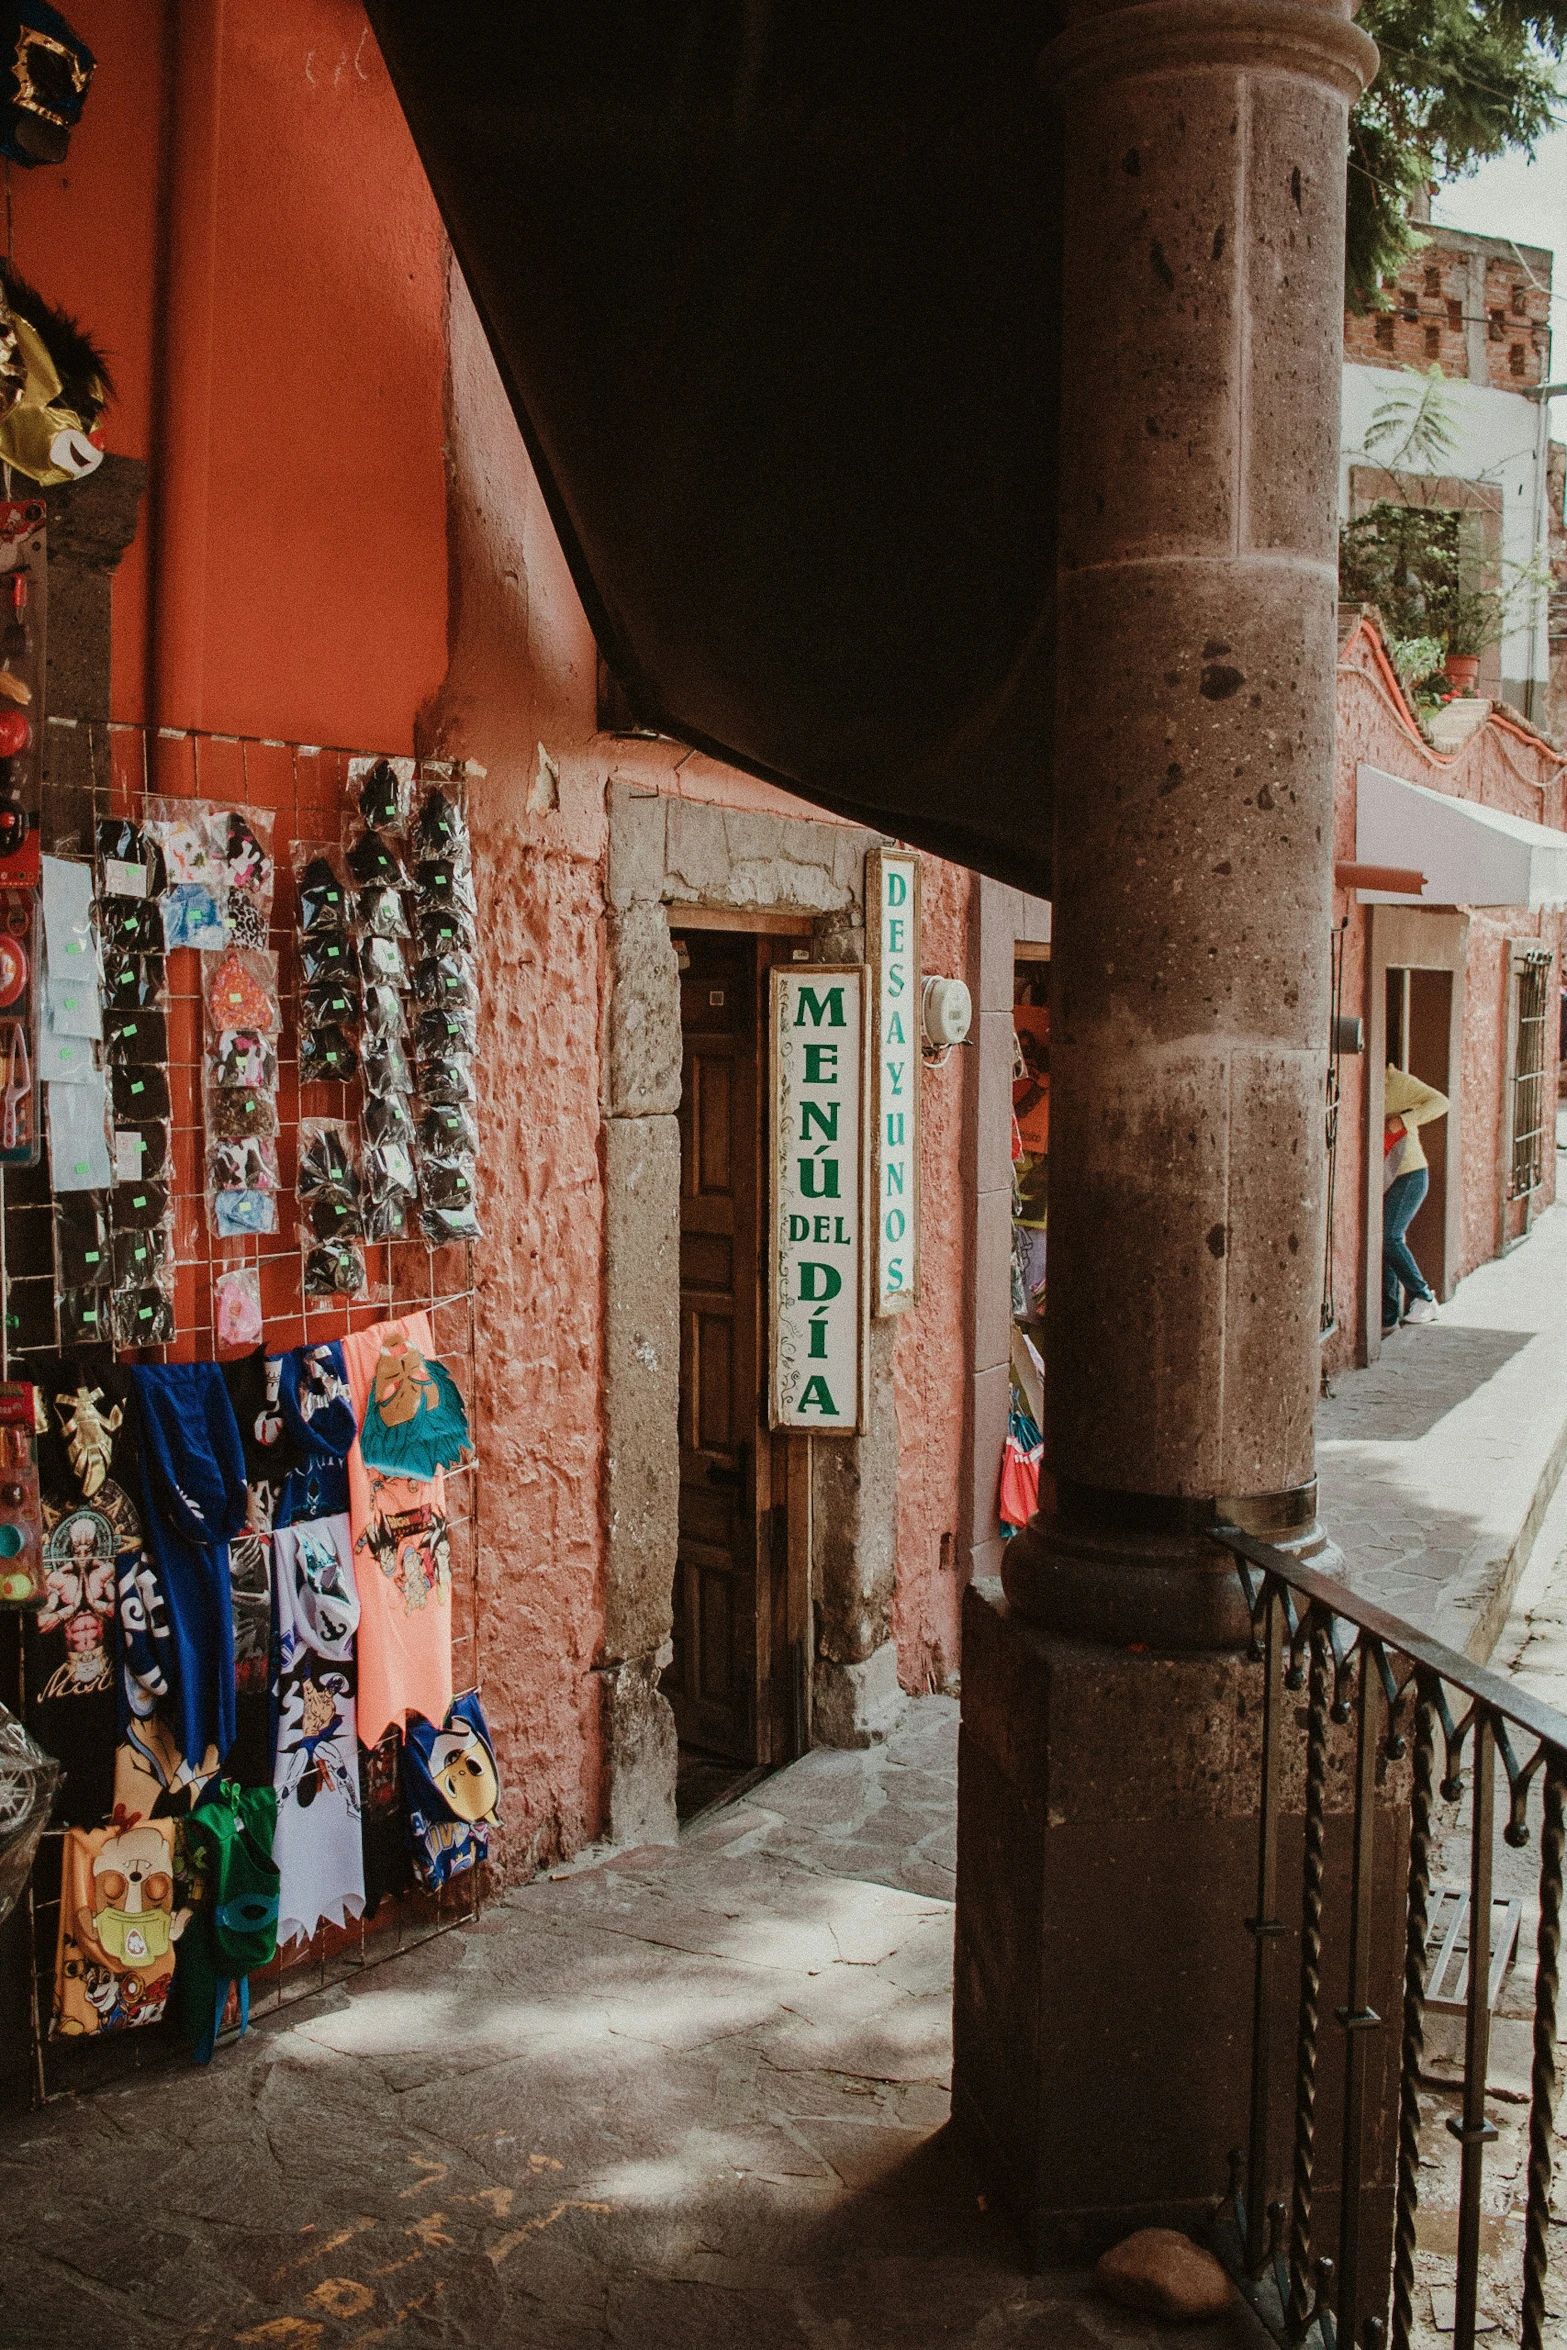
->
[1207, 1527, 1565, 2350]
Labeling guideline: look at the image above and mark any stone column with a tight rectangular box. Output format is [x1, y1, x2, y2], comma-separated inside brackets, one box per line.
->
[953, 0, 1388, 2266]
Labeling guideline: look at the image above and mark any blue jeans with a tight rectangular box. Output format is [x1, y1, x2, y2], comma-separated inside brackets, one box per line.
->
[1383, 1165, 1433, 1327]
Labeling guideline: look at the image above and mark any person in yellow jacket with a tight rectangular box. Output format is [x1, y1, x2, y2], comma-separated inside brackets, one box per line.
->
[1382, 1065, 1449, 1332]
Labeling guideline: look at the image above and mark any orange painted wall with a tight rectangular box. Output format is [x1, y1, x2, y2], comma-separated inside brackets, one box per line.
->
[8, 0, 449, 746]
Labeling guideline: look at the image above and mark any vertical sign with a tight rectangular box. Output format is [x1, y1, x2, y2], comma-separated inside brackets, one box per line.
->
[770, 965, 867, 1432]
[866, 849, 921, 1313]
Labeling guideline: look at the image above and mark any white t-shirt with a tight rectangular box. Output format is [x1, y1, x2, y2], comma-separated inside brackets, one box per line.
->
[272, 1513, 365, 1946]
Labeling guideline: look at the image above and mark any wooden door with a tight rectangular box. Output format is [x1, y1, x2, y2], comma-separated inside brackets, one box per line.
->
[671, 932, 765, 1760]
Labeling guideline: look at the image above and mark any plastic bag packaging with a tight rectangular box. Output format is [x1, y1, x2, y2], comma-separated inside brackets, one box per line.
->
[206, 1082, 277, 1142]
[59, 1285, 110, 1344]
[210, 807, 274, 928]
[110, 1061, 171, 1124]
[111, 1122, 170, 1184]
[45, 967, 101, 1042]
[412, 953, 477, 1013]
[215, 1265, 263, 1349]
[304, 1236, 366, 1299]
[306, 1192, 363, 1245]
[112, 1223, 170, 1288]
[100, 896, 164, 956]
[302, 978, 359, 1031]
[147, 801, 218, 888]
[350, 753, 414, 835]
[210, 1026, 278, 1091]
[40, 854, 95, 984]
[419, 1156, 479, 1218]
[415, 901, 477, 955]
[343, 827, 407, 889]
[298, 1025, 358, 1086]
[355, 883, 408, 939]
[293, 845, 351, 936]
[205, 948, 280, 1037]
[360, 982, 404, 1039]
[297, 1119, 360, 1203]
[53, 1194, 109, 1288]
[213, 1188, 277, 1240]
[111, 1179, 170, 1232]
[113, 1280, 176, 1349]
[101, 949, 166, 1011]
[96, 816, 166, 902]
[0, 1704, 63, 1929]
[413, 782, 471, 867]
[363, 1135, 417, 1203]
[162, 880, 227, 951]
[412, 857, 477, 919]
[414, 1005, 477, 1058]
[208, 1135, 279, 1196]
[364, 1091, 416, 1150]
[103, 1006, 168, 1065]
[47, 1073, 112, 1192]
[357, 932, 406, 990]
[417, 1053, 476, 1108]
[361, 1035, 413, 1098]
[362, 1191, 408, 1242]
[297, 929, 355, 987]
[420, 1198, 482, 1246]
[420, 1102, 479, 1160]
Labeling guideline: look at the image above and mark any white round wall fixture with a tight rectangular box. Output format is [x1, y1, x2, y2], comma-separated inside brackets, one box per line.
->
[922, 975, 972, 1048]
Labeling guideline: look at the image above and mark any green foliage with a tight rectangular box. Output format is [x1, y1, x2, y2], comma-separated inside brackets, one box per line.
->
[1361, 366, 1460, 473]
[1387, 633, 1449, 699]
[1340, 499, 1463, 637]
[1349, 0, 1566, 311]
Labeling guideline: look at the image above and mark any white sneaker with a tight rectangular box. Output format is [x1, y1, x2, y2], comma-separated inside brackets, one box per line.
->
[1403, 1295, 1440, 1324]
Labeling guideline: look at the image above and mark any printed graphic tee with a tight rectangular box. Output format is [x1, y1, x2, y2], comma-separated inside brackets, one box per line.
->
[272, 1514, 365, 1946]
[342, 1315, 453, 1747]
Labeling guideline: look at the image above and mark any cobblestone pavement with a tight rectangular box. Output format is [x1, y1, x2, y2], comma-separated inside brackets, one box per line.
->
[1318, 1173, 1567, 1659]
[3, 1694, 1242, 2350]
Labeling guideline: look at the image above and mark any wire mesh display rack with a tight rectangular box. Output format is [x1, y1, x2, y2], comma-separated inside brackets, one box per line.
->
[7, 714, 486, 2105]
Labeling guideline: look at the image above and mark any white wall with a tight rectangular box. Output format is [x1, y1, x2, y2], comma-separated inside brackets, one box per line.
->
[1339, 361, 1548, 700]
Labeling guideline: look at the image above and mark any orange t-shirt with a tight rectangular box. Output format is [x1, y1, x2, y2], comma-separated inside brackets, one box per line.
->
[341, 1312, 453, 1746]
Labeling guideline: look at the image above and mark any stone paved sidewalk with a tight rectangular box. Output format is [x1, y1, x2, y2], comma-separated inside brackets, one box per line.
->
[1318, 1187, 1567, 1661]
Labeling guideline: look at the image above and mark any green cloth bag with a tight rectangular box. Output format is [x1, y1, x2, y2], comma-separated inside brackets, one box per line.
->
[177, 1778, 279, 2064]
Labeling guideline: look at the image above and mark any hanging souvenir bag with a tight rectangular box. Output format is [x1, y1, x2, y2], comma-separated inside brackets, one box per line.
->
[998, 1399, 1043, 1535]
[177, 1776, 279, 2063]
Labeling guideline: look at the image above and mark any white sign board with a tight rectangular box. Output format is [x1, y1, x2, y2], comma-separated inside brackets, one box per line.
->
[770, 965, 867, 1432]
[866, 849, 921, 1312]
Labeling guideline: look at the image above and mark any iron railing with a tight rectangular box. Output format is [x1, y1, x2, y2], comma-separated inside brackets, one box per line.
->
[1208, 1527, 1565, 2350]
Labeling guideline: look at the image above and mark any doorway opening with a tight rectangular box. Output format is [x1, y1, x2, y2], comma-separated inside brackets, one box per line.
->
[1386, 963, 1454, 1299]
[668, 928, 804, 1822]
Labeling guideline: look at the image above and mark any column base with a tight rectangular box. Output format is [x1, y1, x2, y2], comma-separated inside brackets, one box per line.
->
[812, 1641, 907, 1748]
[952, 1579, 1403, 2274]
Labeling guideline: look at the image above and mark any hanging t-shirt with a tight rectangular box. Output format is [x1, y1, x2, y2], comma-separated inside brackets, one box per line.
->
[131, 1363, 249, 1769]
[275, 1342, 355, 1527]
[272, 1513, 365, 1946]
[26, 1360, 144, 1827]
[52, 1814, 187, 2038]
[219, 1350, 304, 1788]
[342, 1315, 453, 1747]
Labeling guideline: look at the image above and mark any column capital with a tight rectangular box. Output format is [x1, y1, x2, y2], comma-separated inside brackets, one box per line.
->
[1042, 0, 1377, 101]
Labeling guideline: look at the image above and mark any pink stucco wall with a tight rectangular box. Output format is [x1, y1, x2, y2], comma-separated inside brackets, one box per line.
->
[1326, 623, 1565, 1372]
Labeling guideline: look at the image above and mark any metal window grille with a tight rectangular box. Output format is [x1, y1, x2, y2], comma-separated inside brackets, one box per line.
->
[1510, 950, 1553, 1199]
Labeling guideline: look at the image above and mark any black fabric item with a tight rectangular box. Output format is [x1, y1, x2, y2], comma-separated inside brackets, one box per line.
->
[112, 1224, 168, 1287]
[298, 1129, 360, 1200]
[420, 1156, 476, 1214]
[303, 978, 360, 1029]
[415, 903, 476, 954]
[58, 1285, 109, 1344]
[110, 1180, 169, 1231]
[114, 1285, 175, 1348]
[361, 1037, 412, 1097]
[415, 1005, 476, 1056]
[413, 858, 476, 915]
[359, 1730, 413, 1912]
[103, 1007, 168, 1065]
[100, 895, 163, 954]
[296, 857, 350, 934]
[360, 0, 1062, 898]
[299, 1025, 358, 1085]
[414, 788, 466, 862]
[357, 757, 404, 831]
[362, 1191, 408, 1242]
[420, 1102, 479, 1159]
[364, 1092, 415, 1148]
[25, 1353, 145, 1830]
[417, 1054, 475, 1106]
[111, 1061, 170, 1122]
[101, 950, 166, 1010]
[304, 1240, 364, 1297]
[420, 1200, 481, 1245]
[344, 828, 403, 886]
[97, 818, 166, 900]
[307, 1193, 363, 1244]
[220, 1348, 304, 1495]
[115, 1120, 170, 1178]
[298, 932, 354, 986]
[53, 1195, 108, 1287]
[356, 884, 408, 939]
[412, 954, 476, 1011]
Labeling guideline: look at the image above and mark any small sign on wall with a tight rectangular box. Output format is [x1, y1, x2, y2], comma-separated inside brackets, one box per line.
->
[769, 964, 868, 1432]
[866, 848, 921, 1313]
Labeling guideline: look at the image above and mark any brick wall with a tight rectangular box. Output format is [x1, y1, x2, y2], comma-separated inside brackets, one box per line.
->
[1344, 228, 1551, 388]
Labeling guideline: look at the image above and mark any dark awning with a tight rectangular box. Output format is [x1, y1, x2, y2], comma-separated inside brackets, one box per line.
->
[363, 2, 1063, 895]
